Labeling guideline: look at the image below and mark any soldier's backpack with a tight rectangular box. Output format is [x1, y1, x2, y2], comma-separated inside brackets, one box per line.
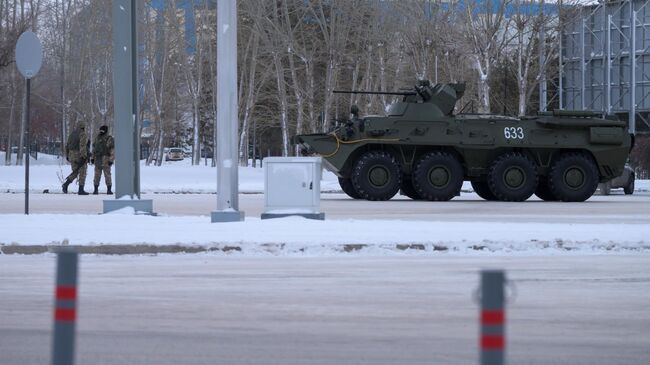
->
[66, 129, 80, 152]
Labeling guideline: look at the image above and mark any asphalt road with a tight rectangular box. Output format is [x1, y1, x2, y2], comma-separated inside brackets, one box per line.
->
[1, 254, 649, 365]
[0, 191, 649, 224]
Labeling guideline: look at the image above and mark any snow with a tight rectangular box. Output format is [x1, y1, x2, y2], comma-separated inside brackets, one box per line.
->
[0, 152, 341, 193]
[1, 152, 649, 194]
[0, 213, 647, 255]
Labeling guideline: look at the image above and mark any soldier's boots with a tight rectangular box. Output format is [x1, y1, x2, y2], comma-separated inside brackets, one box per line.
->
[107, 186, 113, 195]
[93, 185, 99, 195]
[62, 180, 70, 194]
[78, 186, 89, 196]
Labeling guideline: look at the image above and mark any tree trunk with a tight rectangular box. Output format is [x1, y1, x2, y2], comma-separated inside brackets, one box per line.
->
[239, 32, 259, 166]
[5, 88, 15, 165]
[273, 53, 289, 157]
[304, 59, 317, 133]
[476, 56, 491, 114]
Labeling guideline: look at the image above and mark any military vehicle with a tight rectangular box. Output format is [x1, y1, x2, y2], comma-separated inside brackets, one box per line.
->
[293, 80, 633, 202]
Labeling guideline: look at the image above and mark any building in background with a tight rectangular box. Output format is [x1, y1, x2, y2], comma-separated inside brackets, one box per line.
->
[560, 0, 650, 134]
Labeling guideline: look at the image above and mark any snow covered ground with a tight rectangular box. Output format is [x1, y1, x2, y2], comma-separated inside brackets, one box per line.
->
[0, 212, 648, 254]
[1, 151, 649, 194]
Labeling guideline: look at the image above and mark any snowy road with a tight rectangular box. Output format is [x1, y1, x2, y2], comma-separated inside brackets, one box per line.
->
[1, 191, 649, 223]
[1, 254, 649, 365]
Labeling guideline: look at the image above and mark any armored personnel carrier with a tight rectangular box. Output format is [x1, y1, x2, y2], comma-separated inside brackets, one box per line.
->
[293, 81, 633, 202]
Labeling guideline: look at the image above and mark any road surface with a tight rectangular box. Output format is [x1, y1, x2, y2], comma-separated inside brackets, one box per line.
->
[0, 191, 648, 224]
[1, 254, 649, 365]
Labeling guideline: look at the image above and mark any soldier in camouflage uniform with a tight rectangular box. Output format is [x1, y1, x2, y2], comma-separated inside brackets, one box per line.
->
[91, 125, 114, 195]
[62, 121, 90, 195]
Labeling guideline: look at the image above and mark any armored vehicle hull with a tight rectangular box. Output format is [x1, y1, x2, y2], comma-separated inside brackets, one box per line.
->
[294, 82, 632, 202]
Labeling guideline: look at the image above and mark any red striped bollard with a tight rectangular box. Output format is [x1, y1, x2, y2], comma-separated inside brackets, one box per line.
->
[52, 249, 79, 365]
[480, 270, 505, 365]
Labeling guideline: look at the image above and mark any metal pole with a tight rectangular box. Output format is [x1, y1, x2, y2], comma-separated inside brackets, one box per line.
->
[557, 0, 564, 110]
[51, 250, 78, 365]
[106, 0, 152, 214]
[581, 18, 586, 110]
[132, 0, 141, 198]
[480, 270, 506, 365]
[630, 7, 636, 134]
[112, 0, 135, 199]
[212, 0, 244, 222]
[24, 78, 30, 215]
[539, 5, 547, 112]
[605, 13, 612, 115]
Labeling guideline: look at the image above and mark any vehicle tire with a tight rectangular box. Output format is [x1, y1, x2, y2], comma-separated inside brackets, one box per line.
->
[412, 151, 464, 201]
[548, 152, 599, 202]
[624, 177, 634, 195]
[338, 177, 362, 199]
[488, 152, 538, 202]
[400, 175, 423, 200]
[535, 178, 558, 201]
[351, 151, 401, 201]
[471, 180, 497, 201]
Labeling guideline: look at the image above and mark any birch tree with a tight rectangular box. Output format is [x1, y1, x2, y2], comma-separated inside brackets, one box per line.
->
[461, 0, 513, 114]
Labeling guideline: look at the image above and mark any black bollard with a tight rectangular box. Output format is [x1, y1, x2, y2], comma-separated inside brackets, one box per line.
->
[480, 270, 505, 365]
[52, 250, 78, 365]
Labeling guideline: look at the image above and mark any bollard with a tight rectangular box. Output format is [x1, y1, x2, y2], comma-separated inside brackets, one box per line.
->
[52, 250, 78, 365]
[480, 270, 505, 365]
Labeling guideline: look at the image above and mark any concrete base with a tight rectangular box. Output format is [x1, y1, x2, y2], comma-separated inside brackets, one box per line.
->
[261, 212, 325, 220]
[103, 199, 154, 215]
[211, 210, 245, 223]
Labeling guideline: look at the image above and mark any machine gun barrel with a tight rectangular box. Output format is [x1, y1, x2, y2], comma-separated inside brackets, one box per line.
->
[333, 90, 416, 96]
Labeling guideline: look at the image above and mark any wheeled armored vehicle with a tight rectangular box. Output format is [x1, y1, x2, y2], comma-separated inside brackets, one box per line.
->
[294, 81, 633, 202]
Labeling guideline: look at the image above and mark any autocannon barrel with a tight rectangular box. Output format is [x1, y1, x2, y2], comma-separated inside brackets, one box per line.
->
[333, 90, 417, 96]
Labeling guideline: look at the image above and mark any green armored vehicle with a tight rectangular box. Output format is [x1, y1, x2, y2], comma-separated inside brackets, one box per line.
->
[293, 81, 633, 202]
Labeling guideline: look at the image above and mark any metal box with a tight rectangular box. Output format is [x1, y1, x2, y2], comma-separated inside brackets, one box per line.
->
[262, 157, 325, 220]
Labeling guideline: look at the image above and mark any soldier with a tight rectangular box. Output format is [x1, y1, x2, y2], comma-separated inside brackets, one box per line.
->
[91, 125, 114, 195]
[62, 121, 90, 195]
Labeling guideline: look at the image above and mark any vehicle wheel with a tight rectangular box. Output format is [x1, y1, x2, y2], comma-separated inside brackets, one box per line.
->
[548, 152, 599, 202]
[413, 151, 464, 201]
[624, 178, 634, 195]
[488, 152, 538, 202]
[338, 177, 362, 199]
[535, 177, 558, 201]
[351, 151, 401, 201]
[471, 180, 497, 201]
[400, 175, 423, 200]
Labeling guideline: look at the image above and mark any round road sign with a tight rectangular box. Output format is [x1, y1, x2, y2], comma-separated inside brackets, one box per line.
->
[15, 31, 43, 79]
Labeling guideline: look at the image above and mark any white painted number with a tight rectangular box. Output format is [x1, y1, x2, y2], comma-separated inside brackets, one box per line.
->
[504, 127, 524, 140]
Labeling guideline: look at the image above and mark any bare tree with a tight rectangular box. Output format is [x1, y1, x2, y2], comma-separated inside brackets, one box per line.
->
[462, 0, 513, 114]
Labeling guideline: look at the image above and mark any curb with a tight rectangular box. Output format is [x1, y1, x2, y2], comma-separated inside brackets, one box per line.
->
[0, 243, 444, 255]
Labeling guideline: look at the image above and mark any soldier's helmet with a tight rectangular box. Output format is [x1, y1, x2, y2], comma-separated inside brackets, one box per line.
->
[99, 125, 108, 133]
[78, 121, 86, 130]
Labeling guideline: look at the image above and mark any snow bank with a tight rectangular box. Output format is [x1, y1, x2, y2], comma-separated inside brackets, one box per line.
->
[1, 213, 647, 255]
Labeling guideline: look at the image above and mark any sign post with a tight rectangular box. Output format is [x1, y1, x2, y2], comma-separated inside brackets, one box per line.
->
[15, 31, 43, 215]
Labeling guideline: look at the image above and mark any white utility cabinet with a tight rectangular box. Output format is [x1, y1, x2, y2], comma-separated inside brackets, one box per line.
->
[262, 157, 325, 220]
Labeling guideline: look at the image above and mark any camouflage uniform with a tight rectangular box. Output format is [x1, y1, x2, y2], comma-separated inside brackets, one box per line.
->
[92, 127, 114, 194]
[62, 122, 89, 195]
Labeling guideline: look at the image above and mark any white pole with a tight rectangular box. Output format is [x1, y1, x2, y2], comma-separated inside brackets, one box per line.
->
[212, 0, 244, 222]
